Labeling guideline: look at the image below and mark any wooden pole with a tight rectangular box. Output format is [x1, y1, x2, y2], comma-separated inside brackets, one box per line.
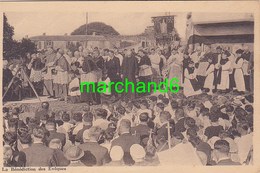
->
[167, 121, 171, 149]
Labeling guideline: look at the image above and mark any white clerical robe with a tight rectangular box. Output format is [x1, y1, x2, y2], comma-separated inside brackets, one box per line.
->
[204, 64, 215, 90]
[234, 58, 246, 92]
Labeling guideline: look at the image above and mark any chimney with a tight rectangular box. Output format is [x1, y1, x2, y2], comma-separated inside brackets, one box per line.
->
[43, 33, 46, 36]
[92, 32, 96, 36]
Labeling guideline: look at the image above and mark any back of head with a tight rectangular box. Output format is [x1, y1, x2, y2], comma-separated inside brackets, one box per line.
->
[214, 139, 230, 153]
[73, 112, 83, 122]
[45, 120, 56, 131]
[49, 138, 62, 149]
[184, 117, 196, 128]
[83, 112, 94, 124]
[139, 112, 149, 123]
[95, 108, 108, 119]
[17, 127, 32, 144]
[32, 126, 45, 140]
[160, 111, 171, 123]
[62, 112, 70, 122]
[175, 108, 185, 120]
[119, 119, 131, 134]
[3, 131, 17, 146]
[116, 106, 126, 115]
[87, 126, 103, 141]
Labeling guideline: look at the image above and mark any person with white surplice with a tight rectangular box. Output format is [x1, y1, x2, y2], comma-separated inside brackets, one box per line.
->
[233, 49, 246, 94]
[215, 50, 231, 94]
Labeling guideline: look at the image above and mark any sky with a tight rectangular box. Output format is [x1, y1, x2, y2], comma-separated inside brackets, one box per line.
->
[5, 12, 252, 41]
[5, 12, 187, 40]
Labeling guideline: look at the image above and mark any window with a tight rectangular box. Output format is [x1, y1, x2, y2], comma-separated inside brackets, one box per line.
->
[46, 41, 53, 46]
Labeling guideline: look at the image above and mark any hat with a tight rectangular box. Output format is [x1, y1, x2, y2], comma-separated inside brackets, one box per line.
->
[110, 146, 124, 161]
[130, 144, 146, 161]
[82, 129, 90, 141]
[64, 146, 84, 161]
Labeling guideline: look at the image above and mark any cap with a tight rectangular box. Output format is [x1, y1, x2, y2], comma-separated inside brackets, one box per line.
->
[110, 146, 124, 161]
[130, 144, 146, 161]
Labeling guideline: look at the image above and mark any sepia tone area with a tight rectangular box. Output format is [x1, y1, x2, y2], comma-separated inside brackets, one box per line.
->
[2, 9, 255, 168]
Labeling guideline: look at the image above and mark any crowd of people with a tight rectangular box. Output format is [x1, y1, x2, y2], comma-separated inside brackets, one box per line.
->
[3, 43, 253, 103]
[2, 43, 254, 167]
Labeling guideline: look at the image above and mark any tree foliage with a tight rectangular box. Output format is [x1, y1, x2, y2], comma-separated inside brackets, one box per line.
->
[3, 13, 37, 60]
[71, 22, 120, 36]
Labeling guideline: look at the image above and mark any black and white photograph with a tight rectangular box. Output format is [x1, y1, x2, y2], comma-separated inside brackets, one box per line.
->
[1, 2, 258, 170]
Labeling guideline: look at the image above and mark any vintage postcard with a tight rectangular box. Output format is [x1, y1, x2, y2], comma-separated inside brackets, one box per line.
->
[0, 1, 259, 173]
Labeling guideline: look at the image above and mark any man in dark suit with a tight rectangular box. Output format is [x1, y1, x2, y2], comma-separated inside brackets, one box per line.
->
[22, 126, 57, 166]
[131, 112, 150, 147]
[45, 120, 66, 149]
[111, 119, 140, 165]
[105, 50, 121, 98]
[79, 126, 111, 166]
[121, 49, 139, 99]
[213, 139, 240, 165]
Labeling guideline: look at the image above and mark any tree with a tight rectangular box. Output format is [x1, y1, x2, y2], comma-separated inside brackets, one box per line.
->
[3, 13, 37, 60]
[18, 38, 37, 58]
[71, 22, 120, 36]
[3, 13, 15, 59]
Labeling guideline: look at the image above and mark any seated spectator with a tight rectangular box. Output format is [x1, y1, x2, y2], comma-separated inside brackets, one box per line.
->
[111, 119, 140, 166]
[79, 126, 111, 166]
[22, 126, 57, 166]
[93, 108, 110, 130]
[130, 144, 147, 166]
[204, 114, 224, 141]
[49, 139, 70, 166]
[45, 120, 66, 149]
[212, 140, 240, 165]
[75, 112, 93, 144]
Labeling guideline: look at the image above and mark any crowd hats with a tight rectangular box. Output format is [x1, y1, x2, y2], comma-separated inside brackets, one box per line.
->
[110, 146, 124, 161]
[64, 146, 85, 161]
[130, 144, 146, 161]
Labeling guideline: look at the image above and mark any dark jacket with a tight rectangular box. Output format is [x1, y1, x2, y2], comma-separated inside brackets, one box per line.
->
[23, 143, 57, 167]
[79, 142, 111, 166]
